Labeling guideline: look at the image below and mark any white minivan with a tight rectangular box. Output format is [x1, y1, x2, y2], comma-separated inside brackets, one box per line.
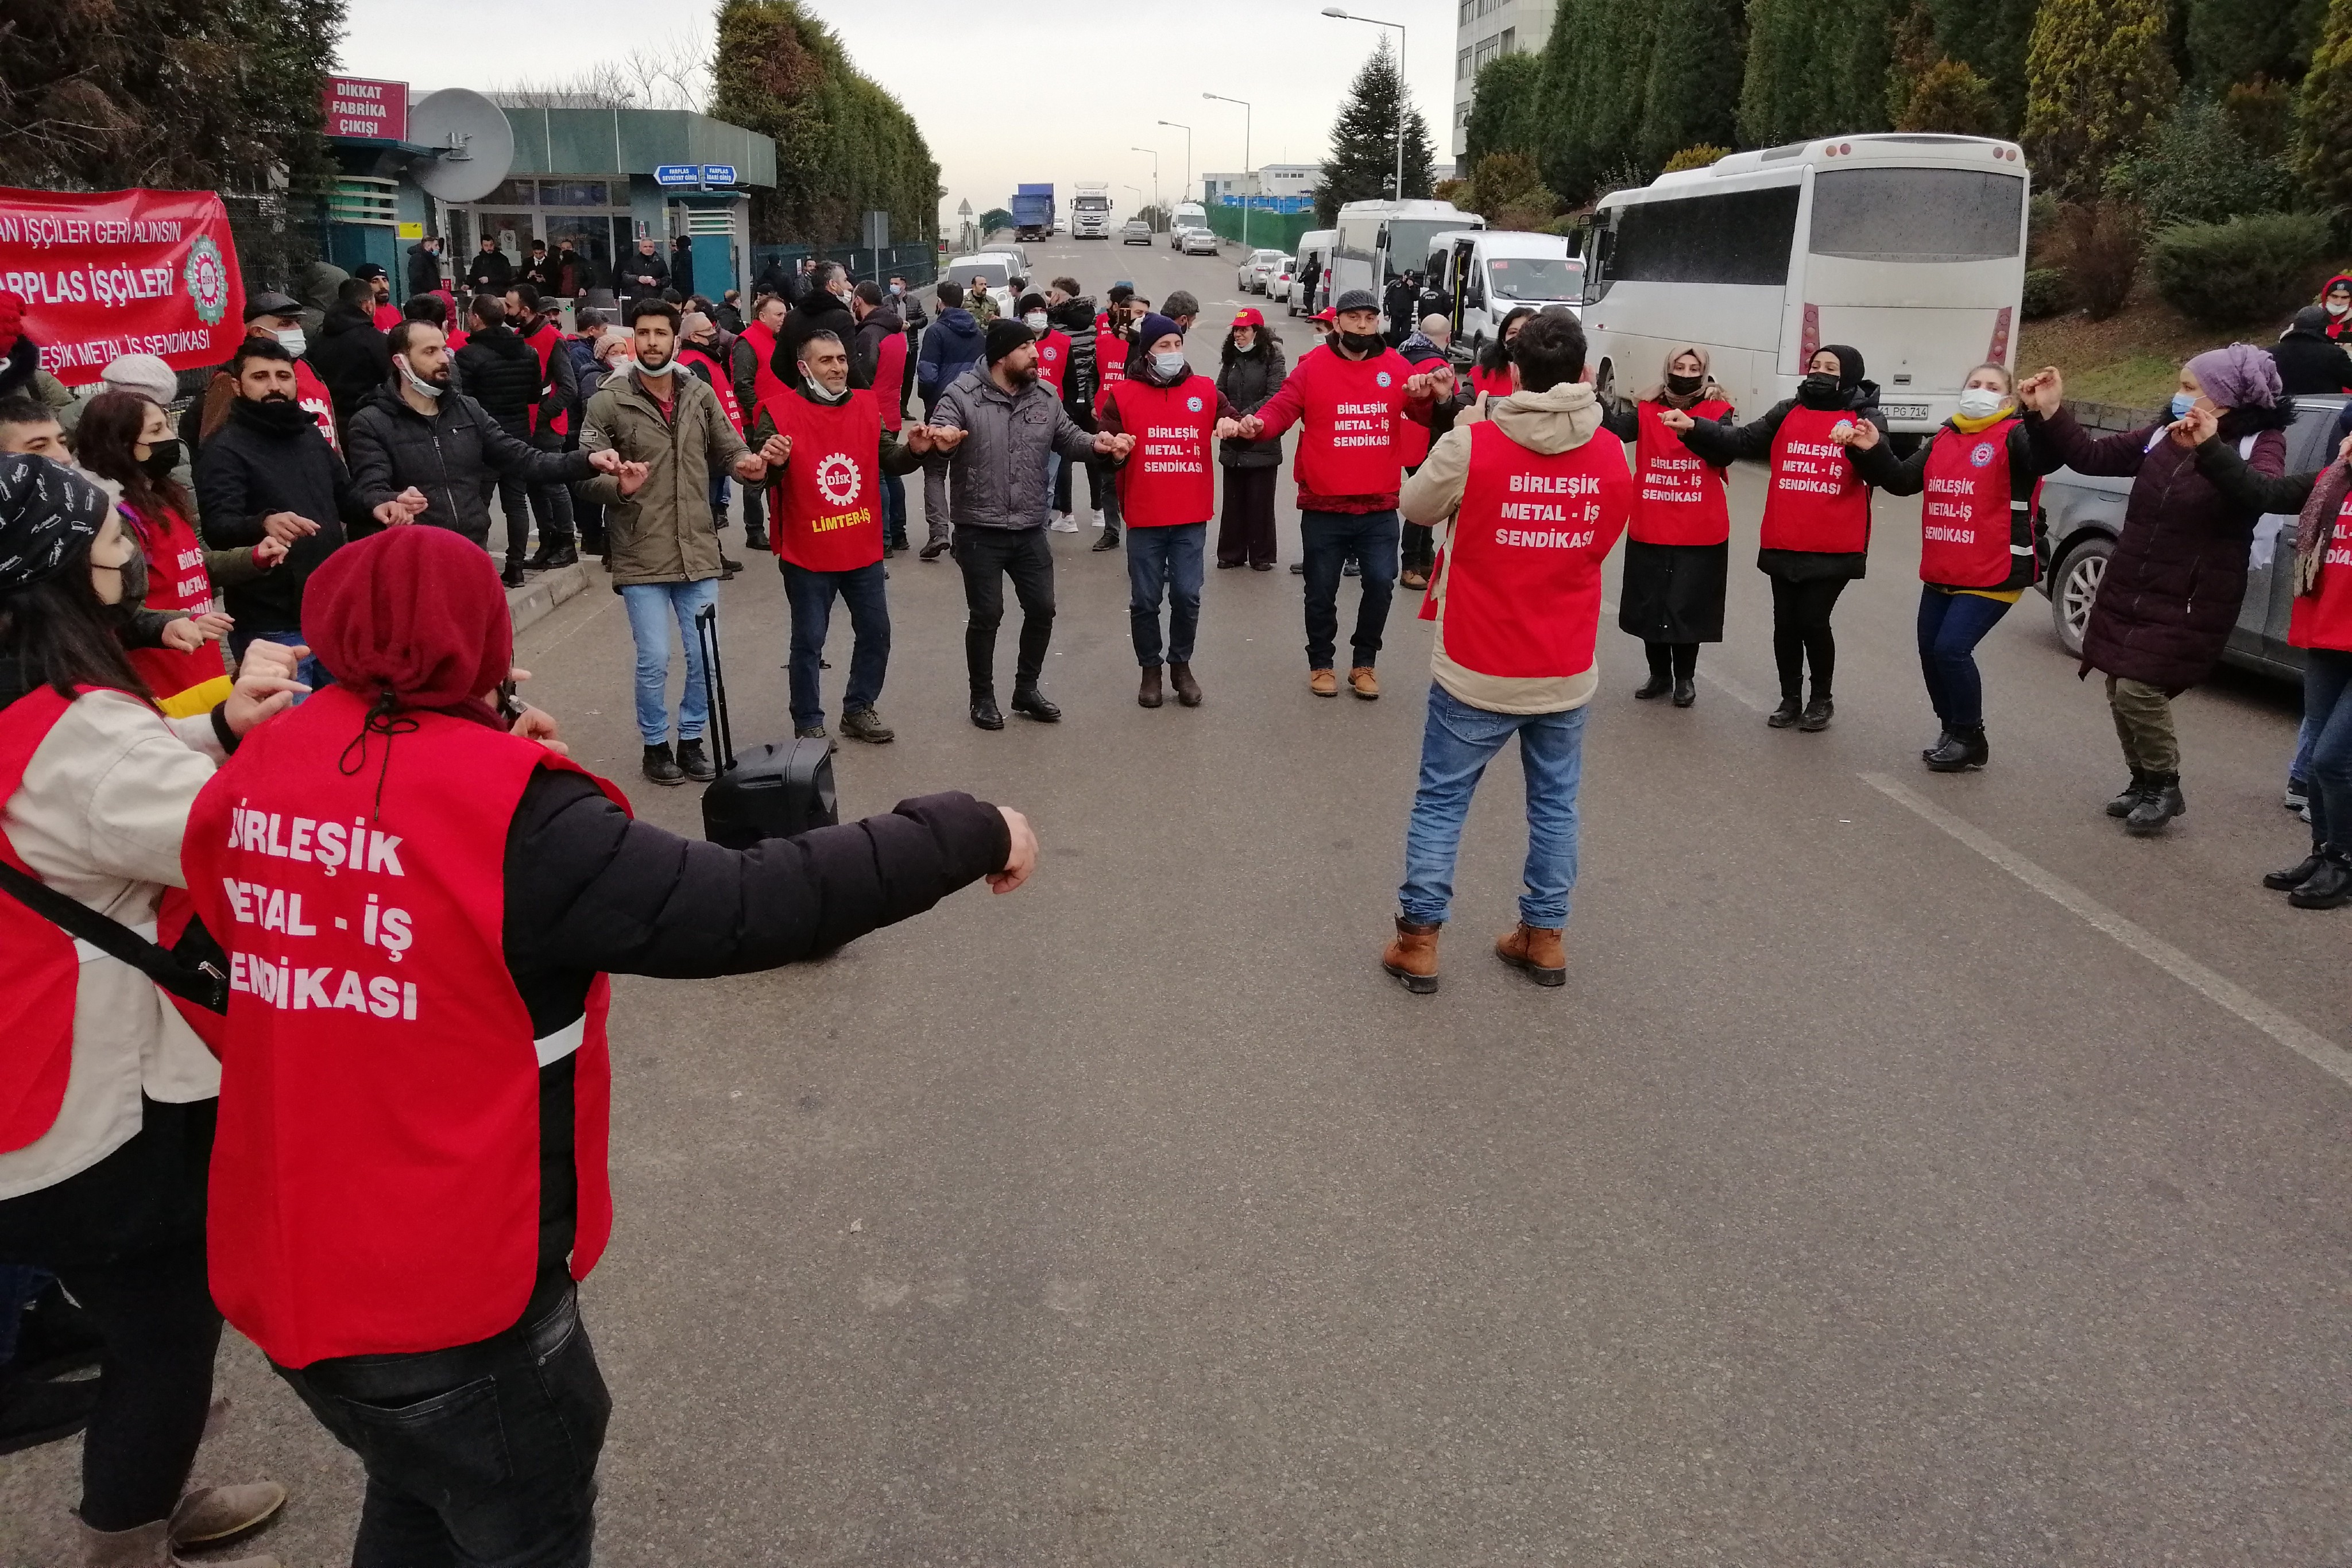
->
[1424, 230, 1585, 354]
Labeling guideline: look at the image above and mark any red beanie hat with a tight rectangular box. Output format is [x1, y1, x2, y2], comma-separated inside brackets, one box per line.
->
[303, 527, 512, 710]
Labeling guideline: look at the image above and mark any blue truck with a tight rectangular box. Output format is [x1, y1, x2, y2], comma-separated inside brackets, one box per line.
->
[1013, 184, 1054, 241]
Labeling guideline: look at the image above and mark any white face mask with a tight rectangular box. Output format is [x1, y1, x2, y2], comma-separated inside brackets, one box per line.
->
[274, 327, 306, 357]
[1024, 312, 1049, 331]
[1151, 351, 1187, 379]
[395, 354, 444, 401]
[2329, 300, 2350, 317]
[1956, 386, 2006, 420]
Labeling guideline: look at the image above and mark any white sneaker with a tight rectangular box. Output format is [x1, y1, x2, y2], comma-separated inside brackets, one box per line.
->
[1049, 512, 1078, 533]
[1090, 514, 1107, 529]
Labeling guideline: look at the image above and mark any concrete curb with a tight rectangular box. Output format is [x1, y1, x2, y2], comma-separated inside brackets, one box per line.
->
[506, 560, 596, 635]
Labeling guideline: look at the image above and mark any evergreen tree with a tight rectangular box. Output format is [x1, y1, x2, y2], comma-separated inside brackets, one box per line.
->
[1464, 53, 1544, 165]
[1463, 152, 1560, 230]
[1897, 59, 2002, 134]
[1536, 0, 1658, 202]
[1737, 0, 1895, 146]
[2297, 0, 2352, 209]
[2020, 0, 2177, 199]
[1313, 40, 1437, 226]
[2183, 0, 2326, 94]
[1924, 0, 2041, 129]
[710, 0, 941, 247]
[1635, 0, 1747, 168]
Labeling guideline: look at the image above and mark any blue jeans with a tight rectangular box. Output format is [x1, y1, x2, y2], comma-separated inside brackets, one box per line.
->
[620, 579, 719, 746]
[880, 470, 908, 547]
[1300, 509, 1400, 669]
[1916, 587, 2012, 729]
[1126, 522, 1206, 666]
[232, 626, 330, 704]
[2304, 648, 2352, 847]
[782, 559, 891, 729]
[1399, 685, 1589, 928]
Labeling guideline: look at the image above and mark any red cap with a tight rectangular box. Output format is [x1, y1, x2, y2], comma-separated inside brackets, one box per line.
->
[1310, 307, 1336, 326]
[1231, 306, 1264, 329]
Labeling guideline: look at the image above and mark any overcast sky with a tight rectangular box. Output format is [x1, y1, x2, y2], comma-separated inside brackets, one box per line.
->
[338, 0, 1459, 229]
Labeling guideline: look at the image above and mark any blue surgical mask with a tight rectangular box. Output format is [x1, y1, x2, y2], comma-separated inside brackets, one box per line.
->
[1152, 351, 1187, 378]
[2170, 393, 2197, 419]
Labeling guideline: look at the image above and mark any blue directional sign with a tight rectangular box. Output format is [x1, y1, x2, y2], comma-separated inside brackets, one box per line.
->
[653, 164, 701, 187]
[701, 163, 738, 185]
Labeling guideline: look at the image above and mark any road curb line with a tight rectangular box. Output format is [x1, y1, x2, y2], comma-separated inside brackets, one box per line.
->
[506, 561, 593, 636]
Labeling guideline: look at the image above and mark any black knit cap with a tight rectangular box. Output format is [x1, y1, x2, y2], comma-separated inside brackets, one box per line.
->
[985, 318, 1035, 365]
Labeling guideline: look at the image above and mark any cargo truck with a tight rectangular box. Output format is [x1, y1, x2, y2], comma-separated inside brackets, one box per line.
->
[1071, 181, 1112, 239]
[1013, 183, 1055, 241]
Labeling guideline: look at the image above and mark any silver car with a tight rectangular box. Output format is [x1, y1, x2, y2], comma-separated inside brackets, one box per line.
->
[2037, 393, 2342, 682]
[1180, 228, 1220, 257]
[1236, 249, 1287, 293]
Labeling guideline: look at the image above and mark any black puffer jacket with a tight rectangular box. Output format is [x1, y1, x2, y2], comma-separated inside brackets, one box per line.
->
[1054, 297, 1098, 428]
[2270, 309, 2352, 396]
[777, 294, 859, 384]
[454, 324, 544, 429]
[344, 380, 594, 544]
[1216, 339, 1289, 468]
[192, 398, 369, 632]
[307, 301, 392, 436]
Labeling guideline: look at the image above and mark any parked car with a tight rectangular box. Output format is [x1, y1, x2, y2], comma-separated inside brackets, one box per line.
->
[2035, 393, 2343, 682]
[1180, 228, 1220, 257]
[1270, 258, 1295, 303]
[1121, 218, 1152, 246]
[1237, 249, 1288, 294]
[1168, 223, 1196, 250]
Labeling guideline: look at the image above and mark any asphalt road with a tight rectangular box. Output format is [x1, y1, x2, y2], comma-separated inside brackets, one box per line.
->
[6, 232, 2349, 1567]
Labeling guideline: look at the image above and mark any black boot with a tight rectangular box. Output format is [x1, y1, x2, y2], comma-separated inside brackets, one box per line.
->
[1634, 672, 1671, 700]
[970, 694, 1004, 730]
[1091, 529, 1121, 552]
[2105, 769, 2150, 818]
[641, 744, 683, 785]
[1671, 677, 1696, 708]
[500, 564, 527, 589]
[523, 542, 578, 570]
[2262, 847, 2327, 891]
[2123, 772, 2185, 835]
[1925, 726, 1987, 773]
[675, 738, 718, 781]
[744, 522, 771, 552]
[2287, 845, 2352, 909]
[1922, 728, 1953, 763]
[1011, 686, 1062, 722]
[1798, 694, 1833, 732]
[1767, 693, 1802, 729]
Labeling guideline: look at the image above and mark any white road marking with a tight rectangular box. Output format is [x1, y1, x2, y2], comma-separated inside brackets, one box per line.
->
[1862, 772, 2352, 1090]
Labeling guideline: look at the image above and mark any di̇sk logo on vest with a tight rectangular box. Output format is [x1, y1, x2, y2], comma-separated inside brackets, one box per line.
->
[815, 452, 861, 508]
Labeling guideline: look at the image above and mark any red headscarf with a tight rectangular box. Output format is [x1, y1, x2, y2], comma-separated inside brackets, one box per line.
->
[304, 527, 510, 711]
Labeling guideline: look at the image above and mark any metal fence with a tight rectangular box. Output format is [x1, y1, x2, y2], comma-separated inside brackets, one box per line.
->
[749, 241, 937, 290]
[1202, 204, 1316, 256]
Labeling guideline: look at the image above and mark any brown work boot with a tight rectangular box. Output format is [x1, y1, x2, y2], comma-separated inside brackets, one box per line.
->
[81, 1517, 281, 1567]
[1169, 662, 1202, 707]
[1349, 665, 1380, 700]
[1494, 922, 1567, 987]
[1138, 666, 1164, 708]
[1309, 668, 1339, 697]
[1382, 917, 1442, 994]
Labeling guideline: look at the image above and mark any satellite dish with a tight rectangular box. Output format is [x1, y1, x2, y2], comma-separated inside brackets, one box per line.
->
[408, 88, 515, 203]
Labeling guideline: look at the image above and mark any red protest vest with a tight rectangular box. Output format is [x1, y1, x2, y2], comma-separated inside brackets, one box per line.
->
[1631, 398, 1732, 547]
[370, 303, 404, 332]
[2291, 494, 2352, 653]
[742, 321, 791, 411]
[517, 320, 570, 438]
[184, 688, 629, 1368]
[676, 343, 743, 435]
[872, 331, 908, 431]
[294, 361, 340, 453]
[1760, 404, 1871, 554]
[118, 501, 233, 717]
[1107, 375, 1218, 528]
[1093, 328, 1129, 417]
[1918, 419, 2029, 589]
[1034, 329, 1071, 396]
[1429, 421, 1632, 679]
[760, 389, 884, 572]
[1468, 363, 1514, 398]
[1290, 344, 1414, 500]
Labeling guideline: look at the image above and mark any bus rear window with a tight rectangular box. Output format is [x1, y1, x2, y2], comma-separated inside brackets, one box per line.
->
[1608, 185, 1801, 287]
[1808, 168, 2024, 262]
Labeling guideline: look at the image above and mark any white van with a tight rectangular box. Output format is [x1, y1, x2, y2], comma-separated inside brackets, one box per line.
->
[1287, 230, 1337, 316]
[1424, 230, 1585, 352]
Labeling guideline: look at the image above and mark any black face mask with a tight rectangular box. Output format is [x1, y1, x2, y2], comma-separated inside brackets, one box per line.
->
[99, 547, 148, 620]
[1798, 371, 1844, 406]
[139, 439, 181, 478]
[1666, 372, 1703, 396]
[1337, 330, 1385, 357]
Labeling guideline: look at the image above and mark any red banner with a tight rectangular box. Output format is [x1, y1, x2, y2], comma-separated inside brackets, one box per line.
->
[0, 187, 247, 387]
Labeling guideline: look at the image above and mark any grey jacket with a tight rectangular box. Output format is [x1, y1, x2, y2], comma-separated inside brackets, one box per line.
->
[928, 369, 1100, 531]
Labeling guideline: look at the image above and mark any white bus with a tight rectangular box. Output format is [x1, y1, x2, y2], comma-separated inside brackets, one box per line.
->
[1579, 135, 2029, 435]
[1329, 199, 1485, 319]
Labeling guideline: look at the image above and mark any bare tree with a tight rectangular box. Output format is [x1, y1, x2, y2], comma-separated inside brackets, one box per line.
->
[489, 35, 711, 112]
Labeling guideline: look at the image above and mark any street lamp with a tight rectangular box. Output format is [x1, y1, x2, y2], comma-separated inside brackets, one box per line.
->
[1157, 120, 1193, 206]
[1202, 91, 1252, 251]
[1322, 7, 1407, 207]
[1124, 183, 1146, 231]
[1131, 147, 1160, 231]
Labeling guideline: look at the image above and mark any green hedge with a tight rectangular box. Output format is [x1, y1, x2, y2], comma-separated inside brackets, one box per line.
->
[2021, 267, 2073, 318]
[2149, 211, 2335, 325]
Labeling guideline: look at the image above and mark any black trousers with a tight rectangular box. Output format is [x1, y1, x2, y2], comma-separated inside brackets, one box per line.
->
[954, 526, 1055, 696]
[1644, 641, 1700, 682]
[1769, 574, 1851, 698]
[1216, 465, 1278, 567]
[0, 1098, 221, 1531]
[276, 1283, 608, 1568]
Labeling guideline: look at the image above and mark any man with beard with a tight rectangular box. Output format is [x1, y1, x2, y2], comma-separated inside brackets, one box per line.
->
[194, 338, 395, 688]
[926, 319, 1133, 729]
[345, 319, 629, 555]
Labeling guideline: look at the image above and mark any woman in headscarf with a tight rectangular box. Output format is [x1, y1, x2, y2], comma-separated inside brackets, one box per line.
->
[2016, 343, 2291, 833]
[1598, 345, 1735, 706]
[1846, 363, 2063, 771]
[0, 454, 303, 1566]
[1673, 344, 1885, 730]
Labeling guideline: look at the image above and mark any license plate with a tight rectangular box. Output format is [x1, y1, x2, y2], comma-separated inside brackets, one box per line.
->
[1882, 402, 1931, 420]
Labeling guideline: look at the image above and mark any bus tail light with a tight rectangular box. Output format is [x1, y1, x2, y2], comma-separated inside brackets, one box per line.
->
[1989, 306, 2013, 366]
[1800, 302, 1820, 364]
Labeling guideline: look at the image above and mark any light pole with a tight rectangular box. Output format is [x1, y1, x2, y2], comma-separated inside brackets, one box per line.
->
[1322, 8, 1407, 205]
[1158, 120, 1193, 207]
[1202, 91, 1252, 251]
[1131, 147, 1160, 231]
[1124, 183, 1146, 233]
